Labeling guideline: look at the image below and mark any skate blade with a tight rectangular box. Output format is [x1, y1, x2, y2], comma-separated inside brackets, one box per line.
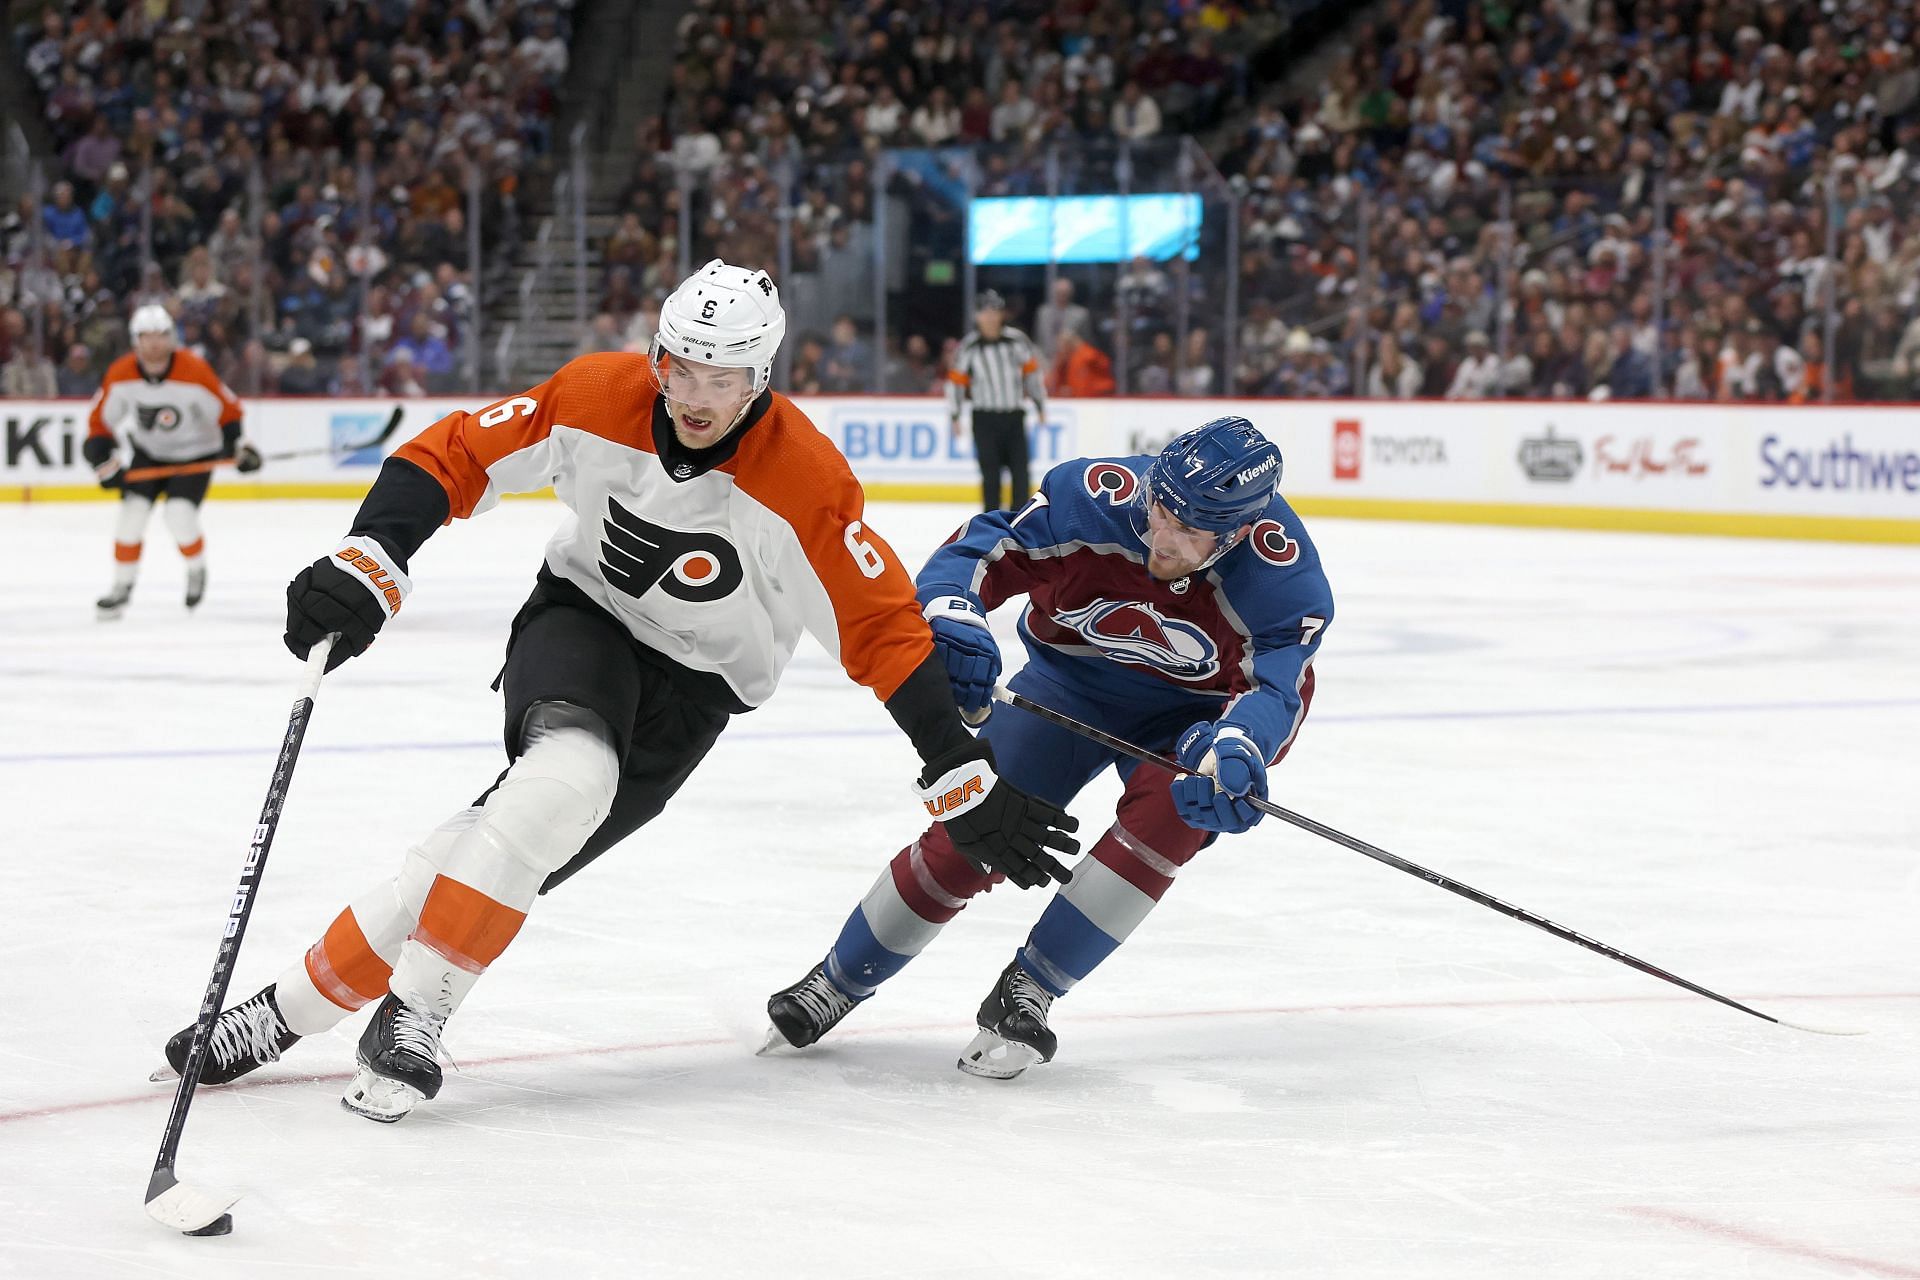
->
[340, 1068, 423, 1123]
[756, 1025, 797, 1056]
[149, 1062, 179, 1083]
[956, 1029, 1044, 1080]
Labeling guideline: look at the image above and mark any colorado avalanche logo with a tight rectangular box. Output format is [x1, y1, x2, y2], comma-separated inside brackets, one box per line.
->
[1053, 599, 1219, 681]
[136, 403, 184, 433]
[1082, 462, 1138, 505]
[1249, 519, 1300, 567]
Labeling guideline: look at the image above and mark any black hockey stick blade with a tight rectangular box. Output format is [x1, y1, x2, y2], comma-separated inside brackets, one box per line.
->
[991, 686, 1865, 1037]
[144, 636, 337, 1235]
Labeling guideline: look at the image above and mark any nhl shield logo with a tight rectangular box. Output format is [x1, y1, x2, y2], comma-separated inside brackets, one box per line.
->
[1053, 599, 1219, 681]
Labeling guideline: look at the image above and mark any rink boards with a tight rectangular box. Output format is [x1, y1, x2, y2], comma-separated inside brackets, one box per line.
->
[4, 394, 1917, 543]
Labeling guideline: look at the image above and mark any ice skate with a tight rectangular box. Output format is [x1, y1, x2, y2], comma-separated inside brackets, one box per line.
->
[184, 564, 207, 609]
[154, 984, 300, 1085]
[96, 584, 132, 619]
[342, 992, 446, 1123]
[760, 960, 860, 1052]
[958, 960, 1058, 1080]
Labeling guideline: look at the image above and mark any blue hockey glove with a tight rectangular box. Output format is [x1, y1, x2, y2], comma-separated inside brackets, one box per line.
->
[923, 595, 1001, 722]
[1170, 721, 1267, 834]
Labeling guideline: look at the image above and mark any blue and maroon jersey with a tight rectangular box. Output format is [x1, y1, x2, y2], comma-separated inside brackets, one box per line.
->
[916, 454, 1334, 763]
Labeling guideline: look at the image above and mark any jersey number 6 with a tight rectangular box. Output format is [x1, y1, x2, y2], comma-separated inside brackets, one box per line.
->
[476, 396, 538, 429]
[844, 522, 885, 578]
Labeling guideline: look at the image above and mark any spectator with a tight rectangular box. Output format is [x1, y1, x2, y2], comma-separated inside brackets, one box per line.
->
[64, 117, 123, 196]
[911, 87, 961, 147]
[990, 80, 1037, 144]
[885, 333, 940, 395]
[577, 312, 625, 357]
[1600, 327, 1656, 401]
[822, 315, 873, 392]
[2, 339, 59, 397]
[378, 346, 427, 397]
[42, 182, 89, 250]
[1133, 331, 1176, 394]
[1175, 327, 1216, 396]
[1048, 330, 1116, 397]
[1366, 333, 1423, 398]
[277, 337, 326, 395]
[1034, 278, 1091, 359]
[1445, 331, 1502, 399]
[1110, 80, 1163, 141]
[56, 342, 95, 396]
[393, 312, 456, 391]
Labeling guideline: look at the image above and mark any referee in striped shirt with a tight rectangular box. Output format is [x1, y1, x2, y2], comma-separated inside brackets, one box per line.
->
[948, 290, 1047, 512]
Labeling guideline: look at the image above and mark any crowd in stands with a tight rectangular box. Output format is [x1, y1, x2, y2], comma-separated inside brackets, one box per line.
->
[2, 0, 569, 397]
[1206, 0, 1920, 402]
[584, 0, 1288, 392]
[8, 0, 1920, 405]
[569, 0, 1920, 404]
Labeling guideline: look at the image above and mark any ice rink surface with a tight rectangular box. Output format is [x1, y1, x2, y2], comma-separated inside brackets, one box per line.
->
[1, 496, 1916, 1279]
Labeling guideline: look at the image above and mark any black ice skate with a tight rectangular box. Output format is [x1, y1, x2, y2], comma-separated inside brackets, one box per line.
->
[185, 565, 207, 609]
[760, 960, 860, 1052]
[958, 960, 1058, 1080]
[342, 992, 446, 1123]
[96, 584, 132, 619]
[155, 984, 301, 1085]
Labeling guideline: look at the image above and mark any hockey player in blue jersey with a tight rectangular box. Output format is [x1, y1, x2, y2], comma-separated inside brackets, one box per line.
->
[764, 415, 1334, 1077]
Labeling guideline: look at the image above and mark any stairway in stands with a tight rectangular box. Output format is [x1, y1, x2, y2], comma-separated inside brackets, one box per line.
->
[486, 0, 690, 387]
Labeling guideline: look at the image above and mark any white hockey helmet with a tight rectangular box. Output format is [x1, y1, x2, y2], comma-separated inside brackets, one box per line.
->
[651, 259, 785, 395]
[129, 304, 176, 341]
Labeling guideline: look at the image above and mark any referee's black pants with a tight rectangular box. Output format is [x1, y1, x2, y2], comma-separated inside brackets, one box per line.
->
[971, 408, 1030, 513]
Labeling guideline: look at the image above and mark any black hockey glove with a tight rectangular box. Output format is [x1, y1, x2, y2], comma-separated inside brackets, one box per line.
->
[83, 435, 123, 489]
[284, 536, 412, 671]
[916, 742, 1079, 889]
[233, 443, 264, 473]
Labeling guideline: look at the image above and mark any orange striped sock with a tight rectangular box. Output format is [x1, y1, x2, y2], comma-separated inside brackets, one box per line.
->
[304, 908, 395, 1012]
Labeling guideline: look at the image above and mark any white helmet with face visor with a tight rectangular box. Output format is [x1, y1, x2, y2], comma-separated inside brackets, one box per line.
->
[650, 259, 785, 431]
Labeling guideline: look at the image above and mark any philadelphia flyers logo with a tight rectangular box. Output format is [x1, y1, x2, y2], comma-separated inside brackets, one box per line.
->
[1249, 519, 1300, 567]
[600, 497, 743, 603]
[136, 403, 184, 432]
[1083, 462, 1138, 504]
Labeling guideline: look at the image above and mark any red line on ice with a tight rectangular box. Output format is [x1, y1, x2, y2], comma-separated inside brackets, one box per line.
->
[1627, 1206, 1920, 1279]
[5, 989, 1912, 1128]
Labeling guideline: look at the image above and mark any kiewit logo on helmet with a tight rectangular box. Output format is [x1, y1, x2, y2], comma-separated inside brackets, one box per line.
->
[1236, 456, 1277, 485]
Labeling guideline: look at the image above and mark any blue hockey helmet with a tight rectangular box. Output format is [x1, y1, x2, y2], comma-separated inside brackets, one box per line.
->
[1142, 416, 1283, 533]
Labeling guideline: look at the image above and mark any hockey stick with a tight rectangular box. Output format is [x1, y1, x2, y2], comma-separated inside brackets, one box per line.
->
[145, 635, 337, 1237]
[122, 405, 406, 483]
[992, 685, 1863, 1037]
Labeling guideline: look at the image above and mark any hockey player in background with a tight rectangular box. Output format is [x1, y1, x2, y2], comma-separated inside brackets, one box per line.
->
[158, 260, 1078, 1121]
[764, 416, 1333, 1078]
[84, 304, 262, 617]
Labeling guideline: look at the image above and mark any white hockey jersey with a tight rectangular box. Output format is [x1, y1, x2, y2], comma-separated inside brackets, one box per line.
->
[391, 353, 932, 709]
[86, 349, 243, 463]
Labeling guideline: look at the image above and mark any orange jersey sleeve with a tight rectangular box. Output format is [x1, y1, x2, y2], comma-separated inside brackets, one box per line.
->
[730, 398, 933, 702]
[86, 354, 142, 440]
[395, 353, 657, 521]
[170, 349, 244, 426]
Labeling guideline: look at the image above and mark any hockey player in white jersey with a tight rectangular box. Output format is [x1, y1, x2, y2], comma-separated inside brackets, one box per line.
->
[157, 260, 1079, 1122]
[83, 305, 261, 616]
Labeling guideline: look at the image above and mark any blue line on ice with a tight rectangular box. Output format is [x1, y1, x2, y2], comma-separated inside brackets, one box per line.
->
[5, 696, 1918, 765]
